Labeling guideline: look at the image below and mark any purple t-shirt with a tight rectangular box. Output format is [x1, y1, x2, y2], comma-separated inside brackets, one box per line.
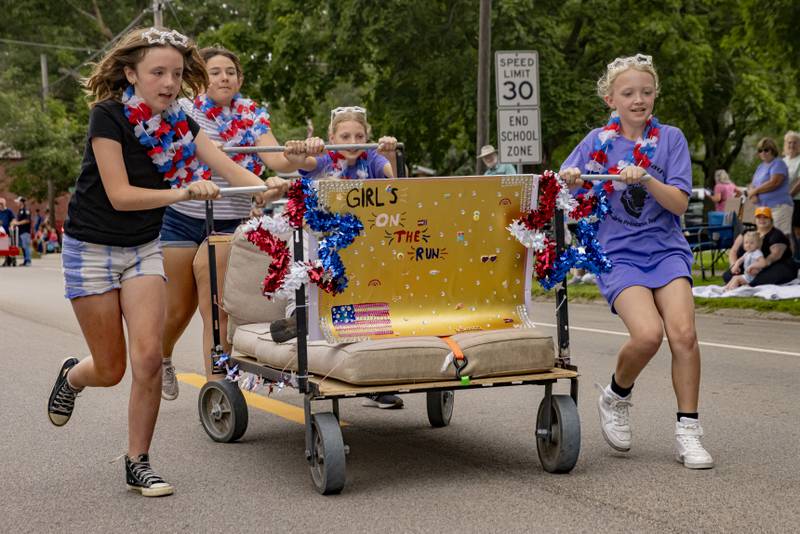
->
[561, 123, 693, 278]
[300, 148, 389, 180]
[751, 158, 791, 207]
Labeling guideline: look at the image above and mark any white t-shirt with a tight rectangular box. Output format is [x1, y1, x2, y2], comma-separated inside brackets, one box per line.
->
[170, 98, 254, 220]
[783, 154, 800, 200]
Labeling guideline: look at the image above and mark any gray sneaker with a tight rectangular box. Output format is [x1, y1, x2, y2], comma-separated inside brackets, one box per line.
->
[161, 358, 179, 401]
[362, 394, 404, 409]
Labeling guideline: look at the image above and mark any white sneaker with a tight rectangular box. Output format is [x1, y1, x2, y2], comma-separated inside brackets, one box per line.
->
[596, 383, 632, 452]
[581, 272, 597, 284]
[161, 358, 179, 401]
[675, 417, 714, 469]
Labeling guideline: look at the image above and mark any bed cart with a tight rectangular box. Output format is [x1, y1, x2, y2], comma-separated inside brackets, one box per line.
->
[196, 149, 581, 494]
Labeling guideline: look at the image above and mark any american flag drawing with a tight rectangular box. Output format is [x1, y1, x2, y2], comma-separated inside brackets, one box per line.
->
[331, 302, 394, 338]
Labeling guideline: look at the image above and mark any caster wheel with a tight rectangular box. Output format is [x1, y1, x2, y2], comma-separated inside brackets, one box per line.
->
[426, 390, 454, 427]
[536, 394, 580, 473]
[198, 379, 248, 443]
[309, 412, 346, 495]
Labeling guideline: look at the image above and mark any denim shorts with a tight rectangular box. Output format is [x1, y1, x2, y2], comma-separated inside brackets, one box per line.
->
[160, 207, 243, 247]
[62, 234, 165, 300]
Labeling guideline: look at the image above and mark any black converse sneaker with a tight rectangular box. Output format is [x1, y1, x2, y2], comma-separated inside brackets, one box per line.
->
[47, 357, 82, 426]
[125, 454, 174, 497]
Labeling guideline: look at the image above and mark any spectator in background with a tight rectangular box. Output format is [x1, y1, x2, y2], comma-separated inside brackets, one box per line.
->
[479, 145, 517, 176]
[11, 196, 32, 266]
[748, 137, 793, 236]
[784, 131, 800, 260]
[34, 208, 43, 233]
[0, 198, 14, 233]
[708, 169, 740, 212]
[723, 207, 796, 286]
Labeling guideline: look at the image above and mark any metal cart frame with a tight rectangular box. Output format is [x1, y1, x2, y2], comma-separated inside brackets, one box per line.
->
[196, 149, 582, 494]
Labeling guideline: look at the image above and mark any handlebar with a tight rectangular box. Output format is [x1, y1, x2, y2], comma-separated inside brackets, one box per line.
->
[578, 173, 652, 182]
[222, 142, 405, 155]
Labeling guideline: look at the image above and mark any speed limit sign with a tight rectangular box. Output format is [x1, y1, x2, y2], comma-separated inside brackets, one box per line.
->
[495, 51, 539, 108]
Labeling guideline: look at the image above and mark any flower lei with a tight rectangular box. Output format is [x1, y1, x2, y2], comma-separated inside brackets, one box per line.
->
[586, 112, 660, 175]
[508, 171, 613, 289]
[122, 86, 210, 188]
[194, 93, 271, 176]
[328, 151, 369, 180]
[243, 178, 363, 299]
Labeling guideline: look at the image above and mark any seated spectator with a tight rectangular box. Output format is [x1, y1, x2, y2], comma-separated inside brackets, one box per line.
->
[722, 207, 797, 286]
[46, 227, 60, 253]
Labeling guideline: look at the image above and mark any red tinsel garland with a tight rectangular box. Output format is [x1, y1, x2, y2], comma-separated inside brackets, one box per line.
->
[245, 226, 291, 297]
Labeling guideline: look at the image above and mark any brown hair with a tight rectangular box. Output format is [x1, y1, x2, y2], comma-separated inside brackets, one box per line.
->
[199, 46, 244, 81]
[328, 110, 372, 139]
[756, 137, 779, 157]
[83, 27, 208, 107]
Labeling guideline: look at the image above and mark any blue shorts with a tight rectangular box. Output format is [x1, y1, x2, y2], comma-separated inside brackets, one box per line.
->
[160, 207, 242, 248]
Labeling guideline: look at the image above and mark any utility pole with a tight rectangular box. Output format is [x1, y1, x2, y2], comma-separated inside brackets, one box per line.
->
[476, 0, 491, 175]
[153, 0, 164, 28]
[40, 53, 55, 227]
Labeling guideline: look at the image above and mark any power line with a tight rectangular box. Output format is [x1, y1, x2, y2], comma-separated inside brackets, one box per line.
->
[0, 37, 97, 53]
[48, 8, 150, 91]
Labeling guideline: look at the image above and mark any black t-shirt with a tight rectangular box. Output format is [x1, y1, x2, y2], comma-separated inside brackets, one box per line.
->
[64, 100, 200, 247]
[735, 227, 793, 266]
[15, 207, 31, 234]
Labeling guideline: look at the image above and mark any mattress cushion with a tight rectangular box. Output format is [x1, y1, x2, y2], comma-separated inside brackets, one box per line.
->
[232, 323, 554, 385]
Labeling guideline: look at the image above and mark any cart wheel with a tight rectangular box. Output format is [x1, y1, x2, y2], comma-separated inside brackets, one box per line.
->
[198, 379, 248, 443]
[426, 390, 454, 427]
[309, 412, 346, 495]
[536, 394, 580, 473]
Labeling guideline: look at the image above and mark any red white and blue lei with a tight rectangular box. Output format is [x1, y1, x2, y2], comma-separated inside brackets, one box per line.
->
[586, 111, 661, 174]
[328, 150, 369, 179]
[122, 85, 211, 188]
[194, 93, 271, 176]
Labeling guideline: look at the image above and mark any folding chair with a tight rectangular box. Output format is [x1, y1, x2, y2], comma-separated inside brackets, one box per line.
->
[684, 210, 736, 280]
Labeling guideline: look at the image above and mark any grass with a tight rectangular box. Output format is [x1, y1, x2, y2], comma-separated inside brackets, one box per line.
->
[531, 251, 800, 317]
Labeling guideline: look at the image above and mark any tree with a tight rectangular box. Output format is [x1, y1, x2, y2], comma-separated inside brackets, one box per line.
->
[0, 94, 83, 201]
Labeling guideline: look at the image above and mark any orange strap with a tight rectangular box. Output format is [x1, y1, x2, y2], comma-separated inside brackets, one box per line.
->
[440, 336, 465, 361]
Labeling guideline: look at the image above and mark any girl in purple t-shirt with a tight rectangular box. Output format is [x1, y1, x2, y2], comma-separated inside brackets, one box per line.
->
[299, 106, 397, 180]
[560, 54, 713, 469]
[284, 107, 403, 410]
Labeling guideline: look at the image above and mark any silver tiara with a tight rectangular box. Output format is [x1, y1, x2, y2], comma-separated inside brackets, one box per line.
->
[330, 106, 367, 121]
[607, 53, 653, 71]
[141, 27, 190, 47]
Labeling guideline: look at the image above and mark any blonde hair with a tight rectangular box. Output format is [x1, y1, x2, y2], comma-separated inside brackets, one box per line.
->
[743, 230, 762, 247]
[784, 130, 800, 143]
[597, 53, 660, 99]
[328, 110, 372, 139]
[83, 27, 208, 107]
[714, 169, 731, 184]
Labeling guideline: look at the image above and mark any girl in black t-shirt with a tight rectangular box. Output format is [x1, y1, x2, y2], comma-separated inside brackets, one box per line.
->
[46, 27, 290, 498]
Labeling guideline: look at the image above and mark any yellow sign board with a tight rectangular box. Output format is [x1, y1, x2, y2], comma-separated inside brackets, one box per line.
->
[308, 176, 537, 342]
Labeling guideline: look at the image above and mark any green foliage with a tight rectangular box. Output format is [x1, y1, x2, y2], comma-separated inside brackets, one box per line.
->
[1, 0, 799, 186]
[0, 94, 83, 200]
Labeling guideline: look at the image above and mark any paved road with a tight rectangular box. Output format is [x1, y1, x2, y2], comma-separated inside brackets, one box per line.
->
[1, 255, 798, 532]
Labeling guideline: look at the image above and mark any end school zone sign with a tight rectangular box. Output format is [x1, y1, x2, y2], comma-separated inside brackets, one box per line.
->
[495, 51, 542, 164]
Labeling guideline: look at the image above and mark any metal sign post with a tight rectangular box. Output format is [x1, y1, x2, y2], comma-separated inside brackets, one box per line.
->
[495, 50, 541, 167]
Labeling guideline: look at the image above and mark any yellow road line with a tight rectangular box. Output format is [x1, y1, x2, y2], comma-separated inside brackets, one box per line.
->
[178, 372, 308, 425]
